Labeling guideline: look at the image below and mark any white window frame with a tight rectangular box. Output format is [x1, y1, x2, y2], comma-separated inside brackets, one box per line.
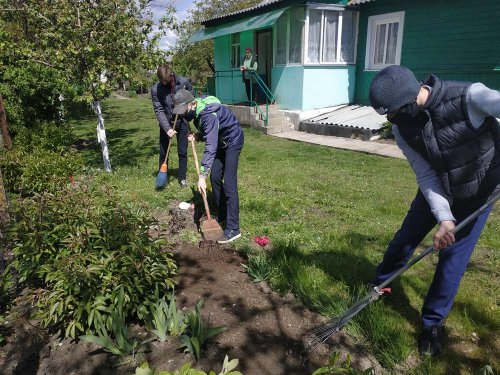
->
[273, 8, 304, 67]
[303, 5, 359, 66]
[230, 33, 241, 70]
[365, 11, 405, 70]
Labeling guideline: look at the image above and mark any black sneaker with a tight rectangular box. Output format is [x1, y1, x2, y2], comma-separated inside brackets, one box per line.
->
[217, 229, 241, 244]
[418, 323, 444, 357]
[179, 180, 188, 188]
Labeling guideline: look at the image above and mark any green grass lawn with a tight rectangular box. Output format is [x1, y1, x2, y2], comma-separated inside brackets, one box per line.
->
[70, 96, 499, 374]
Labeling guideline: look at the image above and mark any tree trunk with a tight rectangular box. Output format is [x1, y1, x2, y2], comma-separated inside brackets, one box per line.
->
[206, 58, 215, 74]
[0, 93, 13, 150]
[92, 101, 112, 172]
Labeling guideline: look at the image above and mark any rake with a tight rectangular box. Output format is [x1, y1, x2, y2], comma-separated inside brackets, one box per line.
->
[307, 191, 500, 354]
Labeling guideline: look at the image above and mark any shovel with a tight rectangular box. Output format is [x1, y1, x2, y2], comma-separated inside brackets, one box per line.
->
[190, 138, 224, 241]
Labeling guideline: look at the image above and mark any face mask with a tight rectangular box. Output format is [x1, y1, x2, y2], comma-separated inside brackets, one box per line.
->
[185, 109, 195, 118]
[387, 101, 420, 126]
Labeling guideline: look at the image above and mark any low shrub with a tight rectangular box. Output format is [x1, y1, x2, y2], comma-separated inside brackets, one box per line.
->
[6, 183, 177, 338]
[0, 147, 83, 196]
[377, 122, 394, 140]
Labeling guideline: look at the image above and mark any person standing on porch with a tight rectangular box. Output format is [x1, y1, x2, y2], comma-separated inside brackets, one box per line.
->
[241, 48, 258, 103]
[368, 65, 500, 357]
[151, 64, 194, 188]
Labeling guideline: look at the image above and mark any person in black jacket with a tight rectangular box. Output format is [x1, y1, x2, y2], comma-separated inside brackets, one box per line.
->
[151, 64, 194, 188]
[369, 65, 500, 357]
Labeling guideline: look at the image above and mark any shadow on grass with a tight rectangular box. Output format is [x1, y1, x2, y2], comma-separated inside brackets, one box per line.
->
[73, 127, 157, 168]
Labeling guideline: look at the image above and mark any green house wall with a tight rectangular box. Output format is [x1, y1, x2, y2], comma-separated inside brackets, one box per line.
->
[354, 0, 500, 104]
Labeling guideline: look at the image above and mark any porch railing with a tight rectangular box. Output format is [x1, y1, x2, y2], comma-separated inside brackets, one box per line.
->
[208, 70, 276, 127]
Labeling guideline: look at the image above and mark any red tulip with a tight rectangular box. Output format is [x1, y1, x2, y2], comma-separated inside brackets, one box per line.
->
[254, 236, 270, 247]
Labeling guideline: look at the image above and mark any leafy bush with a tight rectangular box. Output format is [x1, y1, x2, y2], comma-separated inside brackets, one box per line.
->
[13, 121, 76, 151]
[0, 147, 83, 196]
[241, 252, 272, 283]
[180, 300, 226, 361]
[6, 183, 177, 338]
[135, 355, 242, 375]
[377, 122, 394, 140]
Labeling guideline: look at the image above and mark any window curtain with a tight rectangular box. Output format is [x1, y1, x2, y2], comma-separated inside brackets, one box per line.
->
[289, 7, 304, 63]
[307, 9, 322, 63]
[373, 23, 386, 65]
[322, 10, 338, 63]
[340, 11, 355, 62]
[385, 22, 399, 64]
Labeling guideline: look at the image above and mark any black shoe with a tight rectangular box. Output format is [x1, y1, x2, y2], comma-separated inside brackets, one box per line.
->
[179, 180, 188, 188]
[418, 323, 444, 357]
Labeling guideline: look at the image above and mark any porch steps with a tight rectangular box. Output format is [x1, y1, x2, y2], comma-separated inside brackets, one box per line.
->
[252, 104, 294, 135]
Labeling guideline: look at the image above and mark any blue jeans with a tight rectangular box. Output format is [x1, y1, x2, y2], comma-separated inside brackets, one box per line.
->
[373, 190, 492, 327]
[159, 119, 188, 181]
[210, 140, 244, 231]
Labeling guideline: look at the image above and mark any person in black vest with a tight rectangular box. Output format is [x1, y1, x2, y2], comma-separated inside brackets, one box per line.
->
[369, 65, 500, 357]
[151, 64, 194, 188]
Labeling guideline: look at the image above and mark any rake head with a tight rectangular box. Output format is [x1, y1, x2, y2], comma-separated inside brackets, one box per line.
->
[306, 290, 381, 355]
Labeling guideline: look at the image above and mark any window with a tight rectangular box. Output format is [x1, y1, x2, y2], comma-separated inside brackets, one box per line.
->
[230, 33, 241, 69]
[274, 7, 304, 65]
[366, 12, 404, 70]
[305, 7, 358, 64]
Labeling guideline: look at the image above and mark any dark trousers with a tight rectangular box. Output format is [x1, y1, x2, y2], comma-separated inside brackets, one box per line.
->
[210, 141, 244, 231]
[373, 190, 492, 327]
[159, 121, 188, 181]
[244, 79, 257, 103]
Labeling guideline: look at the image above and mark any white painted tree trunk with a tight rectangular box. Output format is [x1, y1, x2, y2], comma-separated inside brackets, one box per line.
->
[92, 100, 111, 172]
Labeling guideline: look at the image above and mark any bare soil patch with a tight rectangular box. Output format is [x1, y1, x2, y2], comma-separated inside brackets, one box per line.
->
[0, 202, 382, 375]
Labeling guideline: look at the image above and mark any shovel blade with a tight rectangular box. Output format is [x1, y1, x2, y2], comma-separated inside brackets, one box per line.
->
[200, 219, 224, 241]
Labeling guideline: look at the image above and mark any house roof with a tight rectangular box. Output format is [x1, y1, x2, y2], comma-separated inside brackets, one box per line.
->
[201, 0, 285, 25]
[347, 0, 375, 4]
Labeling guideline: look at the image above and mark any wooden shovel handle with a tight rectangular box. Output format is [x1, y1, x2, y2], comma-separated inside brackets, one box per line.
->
[190, 139, 212, 220]
[162, 113, 179, 164]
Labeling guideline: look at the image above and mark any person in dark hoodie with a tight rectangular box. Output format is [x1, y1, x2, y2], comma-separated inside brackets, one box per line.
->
[151, 64, 194, 188]
[369, 65, 500, 357]
[172, 89, 244, 244]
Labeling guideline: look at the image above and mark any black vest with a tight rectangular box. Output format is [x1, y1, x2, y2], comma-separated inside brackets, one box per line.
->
[398, 75, 500, 201]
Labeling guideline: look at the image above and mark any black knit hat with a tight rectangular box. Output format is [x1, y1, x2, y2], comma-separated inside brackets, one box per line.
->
[369, 65, 421, 114]
[173, 89, 195, 114]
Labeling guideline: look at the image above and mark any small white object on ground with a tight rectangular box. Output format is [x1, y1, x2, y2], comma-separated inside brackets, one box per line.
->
[178, 202, 191, 210]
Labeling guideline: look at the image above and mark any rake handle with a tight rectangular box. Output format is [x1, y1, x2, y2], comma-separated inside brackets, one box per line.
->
[190, 139, 212, 220]
[162, 113, 179, 165]
[377, 190, 500, 290]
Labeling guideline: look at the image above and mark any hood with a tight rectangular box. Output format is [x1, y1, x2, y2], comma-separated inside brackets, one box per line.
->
[196, 100, 222, 117]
